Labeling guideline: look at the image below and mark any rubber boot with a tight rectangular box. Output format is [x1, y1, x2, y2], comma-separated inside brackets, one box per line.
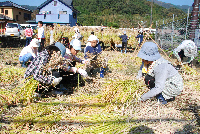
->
[100, 67, 105, 78]
[156, 93, 167, 104]
[121, 50, 123, 53]
[124, 50, 127, 54]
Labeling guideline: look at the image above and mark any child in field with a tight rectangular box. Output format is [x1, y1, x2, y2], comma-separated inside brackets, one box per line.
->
[72, 27, 83, 40]
[85, 35, 106, 78]
[37, 21, 45, 52]
[49, 25, 54, 45]
[173, 40, 198, 68]
[135, 31, 143, 47]
[63, 39, 88, 77]
[19, 38, 39, 67]
[119, 31, 128, 53]
[137, 42, 183, 104]
[25, 25, 33, 47]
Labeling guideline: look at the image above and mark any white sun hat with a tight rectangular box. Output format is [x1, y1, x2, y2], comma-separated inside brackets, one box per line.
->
[30, 38, 40, 47]
[71, 39, 81, 51]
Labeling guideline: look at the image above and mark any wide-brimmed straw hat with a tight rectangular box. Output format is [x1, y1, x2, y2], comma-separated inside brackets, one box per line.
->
[137, 42, 161, 61]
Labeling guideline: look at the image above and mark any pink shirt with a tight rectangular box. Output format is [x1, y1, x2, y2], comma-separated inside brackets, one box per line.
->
[25, 28, 33, 37]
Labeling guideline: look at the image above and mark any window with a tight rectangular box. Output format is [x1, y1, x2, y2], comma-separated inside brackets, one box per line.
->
[54, 1, 57, 6]
[16, 15, 18, 21]
[5, 10, 8, 15]
[1, 8, 4, 13]
[73, 13, 76, 19]
[59, 11, 67, 14]
[19, 12, 21, 15]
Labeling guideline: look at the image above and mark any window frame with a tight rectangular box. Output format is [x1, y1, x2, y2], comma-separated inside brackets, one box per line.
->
[1, 8, 4, 13]
[54, 1, 57, 6]
[5, 10, 8, 15]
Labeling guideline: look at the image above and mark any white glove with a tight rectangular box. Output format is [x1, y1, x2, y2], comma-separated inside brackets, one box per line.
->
[82, 59, 90, 64]
[52, 77, 62, 87]
[77, 68, 88, 77]
[48, 67, 53, 72]
[71, 67, 77, 73]
[136, 70, 142, 79]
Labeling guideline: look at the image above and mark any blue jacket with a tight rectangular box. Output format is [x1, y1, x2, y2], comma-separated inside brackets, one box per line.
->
[119, 34, 128, 43]
[136, 35, 143, 43]
[84, 43, 102, 59]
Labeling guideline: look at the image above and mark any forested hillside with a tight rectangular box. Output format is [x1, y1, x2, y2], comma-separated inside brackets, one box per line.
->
[73, 0, 187, 27]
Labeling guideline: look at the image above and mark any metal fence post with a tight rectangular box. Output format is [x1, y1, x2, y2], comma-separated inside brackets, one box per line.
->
[185, 8, 190, 40]
[171, 14, 174, 48]
[155, 21, 157, 42]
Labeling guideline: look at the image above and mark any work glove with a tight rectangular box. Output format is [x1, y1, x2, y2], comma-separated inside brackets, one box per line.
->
[52, 77, 62, 87]
[77, 68, 88, 77]
[71, 67, 77, 73]
[136, 70, 142, 79]
[82, 59, 90, 64]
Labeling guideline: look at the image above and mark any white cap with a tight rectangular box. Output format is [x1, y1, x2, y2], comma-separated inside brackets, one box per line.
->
[71, 39, 81, 51]
[74, 27, 79, 33]
[88, 35, 99, 43]
[30, 38, 39, 47]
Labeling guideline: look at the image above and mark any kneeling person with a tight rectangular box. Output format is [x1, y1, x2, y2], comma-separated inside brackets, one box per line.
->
[19, 38, 39, 67]
[137, 42, 183, 104]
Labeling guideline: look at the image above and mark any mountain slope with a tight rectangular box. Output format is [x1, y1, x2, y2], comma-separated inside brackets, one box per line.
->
[73, 0, 186, 27]
[147, 0, 192, 13]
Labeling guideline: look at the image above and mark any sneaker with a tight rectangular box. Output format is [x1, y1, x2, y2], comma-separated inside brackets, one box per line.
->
[60, 84, 68, 92]
[49, 90, 64, 96]
[33, 93, 42, 98]
[156, 93, 167, 104]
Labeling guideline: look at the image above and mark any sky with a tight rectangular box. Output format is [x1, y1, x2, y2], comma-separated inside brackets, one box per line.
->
[0, 0, 195, 6]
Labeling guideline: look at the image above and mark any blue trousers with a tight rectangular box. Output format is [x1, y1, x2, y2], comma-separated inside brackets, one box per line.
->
[19, 53, 34, 64]
[25, 37, 32, 47]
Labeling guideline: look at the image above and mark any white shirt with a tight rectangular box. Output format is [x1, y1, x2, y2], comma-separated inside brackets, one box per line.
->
[174, 40, 197, 63]
[38, 27, 45, 38]
[19, 45, 38, 58]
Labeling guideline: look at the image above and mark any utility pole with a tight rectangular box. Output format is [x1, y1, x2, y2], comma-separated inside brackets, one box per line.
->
[150, 0, 153, 25]
[189, 0, 199, 39]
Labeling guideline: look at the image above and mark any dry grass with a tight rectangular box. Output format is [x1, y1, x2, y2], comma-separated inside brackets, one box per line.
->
[0, 48, 199, 133]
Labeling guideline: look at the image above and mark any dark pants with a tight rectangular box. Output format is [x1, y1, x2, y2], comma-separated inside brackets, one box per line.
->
[121, 42, 127, 51]
[144, 75, 175, 103]
[178, 50, 185, 61]
[99, 41, 105, 51]
[38, 39, 45, 52]
[25, 37, 32, 47]
[178, 50, 193, 67]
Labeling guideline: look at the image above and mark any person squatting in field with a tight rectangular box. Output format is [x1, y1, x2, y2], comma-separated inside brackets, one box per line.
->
[84, 35, 107, 78]
[55, 39, 88, 93]
[19, 38, 39, 68]
[24, 25, 33, 47]
[24, 44, 87, 96]
[55, 37, 88, 77]
[173, 40, 198, 68]
[137, 42, 183, 104]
